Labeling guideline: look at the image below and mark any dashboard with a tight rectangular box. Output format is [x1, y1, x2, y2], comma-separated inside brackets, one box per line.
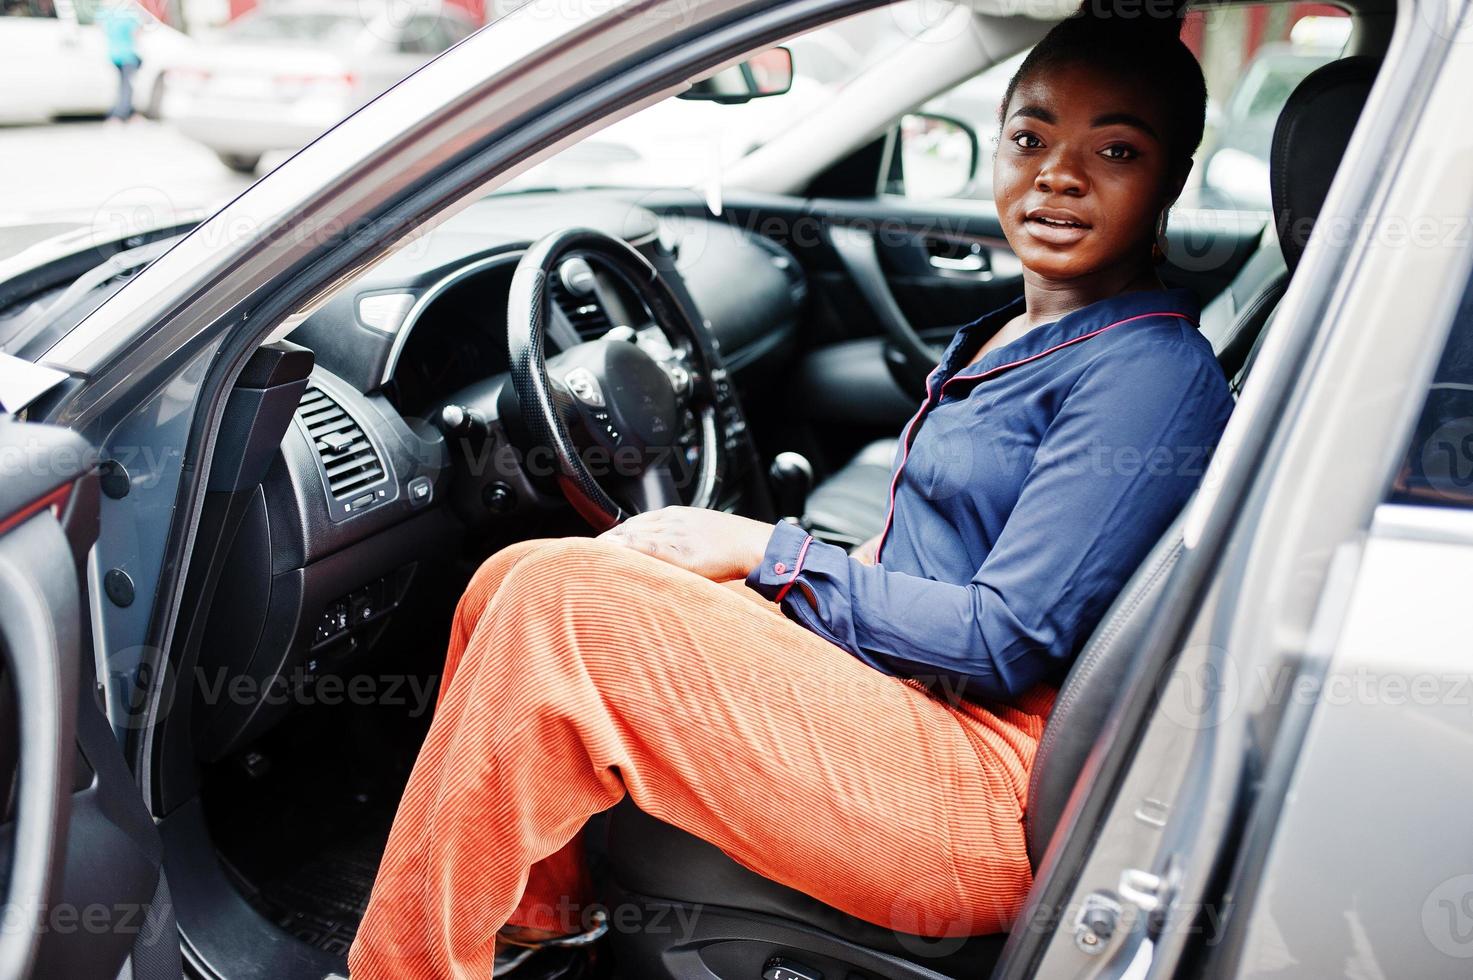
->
[386, 248, 676, 418]
[188, 188, 807, 760]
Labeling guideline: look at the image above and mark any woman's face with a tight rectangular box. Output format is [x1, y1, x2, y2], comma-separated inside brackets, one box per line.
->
[994, 61, 1179, 283]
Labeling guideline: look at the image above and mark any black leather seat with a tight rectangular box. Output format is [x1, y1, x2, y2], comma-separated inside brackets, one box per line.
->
[598, 56, 1377, 980]
[803, 437, 898, 544]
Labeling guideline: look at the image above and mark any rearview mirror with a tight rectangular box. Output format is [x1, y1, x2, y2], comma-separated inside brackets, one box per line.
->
[884, 112, 980, 199]
[679, 47, 794, 105]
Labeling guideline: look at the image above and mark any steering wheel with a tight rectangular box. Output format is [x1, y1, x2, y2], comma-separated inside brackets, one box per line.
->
[506, 228, 720, 531]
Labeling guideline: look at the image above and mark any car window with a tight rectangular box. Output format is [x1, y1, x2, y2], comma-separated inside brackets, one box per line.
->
[1387, 279, 1473, 509]
[910, 4, 1350, 211]
[498, 2, 926, 194]
[1, 0, 56, 16]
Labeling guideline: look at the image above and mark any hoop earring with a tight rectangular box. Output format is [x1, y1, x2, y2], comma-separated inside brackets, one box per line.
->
[1152, 208, 1169, 265]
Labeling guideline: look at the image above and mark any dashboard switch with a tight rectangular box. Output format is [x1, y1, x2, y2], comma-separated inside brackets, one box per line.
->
[408, 476, 433, 507]
[349, 588, 375, 624]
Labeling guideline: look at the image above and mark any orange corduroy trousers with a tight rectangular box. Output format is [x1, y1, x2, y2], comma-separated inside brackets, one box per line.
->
[347, 537, 1055, 979]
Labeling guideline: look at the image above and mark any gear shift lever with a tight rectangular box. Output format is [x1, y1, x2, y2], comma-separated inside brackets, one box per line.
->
[768, 451, 814, 525]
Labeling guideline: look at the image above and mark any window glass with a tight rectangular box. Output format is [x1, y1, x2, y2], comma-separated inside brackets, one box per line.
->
[911, 4, 1351, 209]
[497, 2, 929, 194]
[1387, 283, 1473, 508]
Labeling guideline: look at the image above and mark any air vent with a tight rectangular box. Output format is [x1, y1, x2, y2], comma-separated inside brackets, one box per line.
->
[548, 275, 613, 339]
[297, 384, 385, 499]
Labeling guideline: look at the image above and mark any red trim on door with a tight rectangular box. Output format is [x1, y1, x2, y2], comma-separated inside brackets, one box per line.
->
[872, 312, 1197, 561]
[0, 483, 72, 538]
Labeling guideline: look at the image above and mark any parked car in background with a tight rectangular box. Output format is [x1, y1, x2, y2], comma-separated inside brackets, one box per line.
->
[0, 0, 192, 124]
[159, 0, 478, 173]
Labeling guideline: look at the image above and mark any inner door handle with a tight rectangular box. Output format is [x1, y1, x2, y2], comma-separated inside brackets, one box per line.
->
[929, 252, 986, 272]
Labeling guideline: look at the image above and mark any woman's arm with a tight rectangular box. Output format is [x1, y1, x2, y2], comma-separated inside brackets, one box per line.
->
[745, 338, 1233, 702]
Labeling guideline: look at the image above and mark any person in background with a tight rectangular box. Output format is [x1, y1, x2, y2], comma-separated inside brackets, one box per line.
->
[99, 0, 144, 125]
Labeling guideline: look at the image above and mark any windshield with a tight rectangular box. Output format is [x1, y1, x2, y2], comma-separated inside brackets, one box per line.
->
[499, 2, 936, 194]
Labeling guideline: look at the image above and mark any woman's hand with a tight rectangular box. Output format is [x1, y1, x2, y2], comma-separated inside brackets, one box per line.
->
[597, 507, 776, 582]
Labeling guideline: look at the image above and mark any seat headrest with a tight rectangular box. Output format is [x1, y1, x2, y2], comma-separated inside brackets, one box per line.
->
[1271, 56, 1378, 273]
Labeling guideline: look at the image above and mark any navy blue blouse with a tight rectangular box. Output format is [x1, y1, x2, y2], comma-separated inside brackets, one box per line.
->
[745, 288, 1235, 704]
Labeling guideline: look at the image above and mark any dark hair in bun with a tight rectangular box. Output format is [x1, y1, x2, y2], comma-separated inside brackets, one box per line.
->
[1000, 0, 1208, 172]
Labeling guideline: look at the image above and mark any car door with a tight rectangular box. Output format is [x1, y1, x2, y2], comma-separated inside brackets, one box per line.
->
[0, 0, 74, 123]
[0, 417, 179, 979]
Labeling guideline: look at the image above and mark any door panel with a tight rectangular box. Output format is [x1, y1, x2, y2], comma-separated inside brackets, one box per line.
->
[810, 196, 1023, 336]
[0, 418, 174, 979]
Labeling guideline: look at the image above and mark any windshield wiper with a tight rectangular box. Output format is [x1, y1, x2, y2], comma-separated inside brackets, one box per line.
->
[0, 238, 176, 357]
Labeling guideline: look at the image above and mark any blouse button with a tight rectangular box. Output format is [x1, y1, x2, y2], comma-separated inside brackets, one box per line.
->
[773, 562, 787, 574]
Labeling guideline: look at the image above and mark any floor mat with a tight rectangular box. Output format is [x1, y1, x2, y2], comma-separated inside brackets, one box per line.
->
[251, 829, 389, 958]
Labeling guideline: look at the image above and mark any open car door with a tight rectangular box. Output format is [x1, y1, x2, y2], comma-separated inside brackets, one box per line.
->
[0, 417, 180, 979]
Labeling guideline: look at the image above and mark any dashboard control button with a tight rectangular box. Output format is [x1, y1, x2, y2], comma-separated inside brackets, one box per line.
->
[408, 476, 433, 507]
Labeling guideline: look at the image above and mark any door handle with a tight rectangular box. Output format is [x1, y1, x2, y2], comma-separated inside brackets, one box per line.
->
[928, 252, 986, 272]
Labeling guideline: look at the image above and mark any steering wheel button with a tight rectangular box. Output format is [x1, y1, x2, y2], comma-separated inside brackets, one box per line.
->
[564, 367, 606, 407]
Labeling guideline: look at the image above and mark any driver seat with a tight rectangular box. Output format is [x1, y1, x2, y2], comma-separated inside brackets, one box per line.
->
[595, 56, 1376, 980]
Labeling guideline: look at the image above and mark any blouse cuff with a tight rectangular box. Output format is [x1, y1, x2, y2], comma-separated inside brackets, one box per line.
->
[744, 520, 814, 603]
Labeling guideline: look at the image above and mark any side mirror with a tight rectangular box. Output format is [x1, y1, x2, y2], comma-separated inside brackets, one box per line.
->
[883, 112, 981, 199]
[679, 47, 794, 105]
